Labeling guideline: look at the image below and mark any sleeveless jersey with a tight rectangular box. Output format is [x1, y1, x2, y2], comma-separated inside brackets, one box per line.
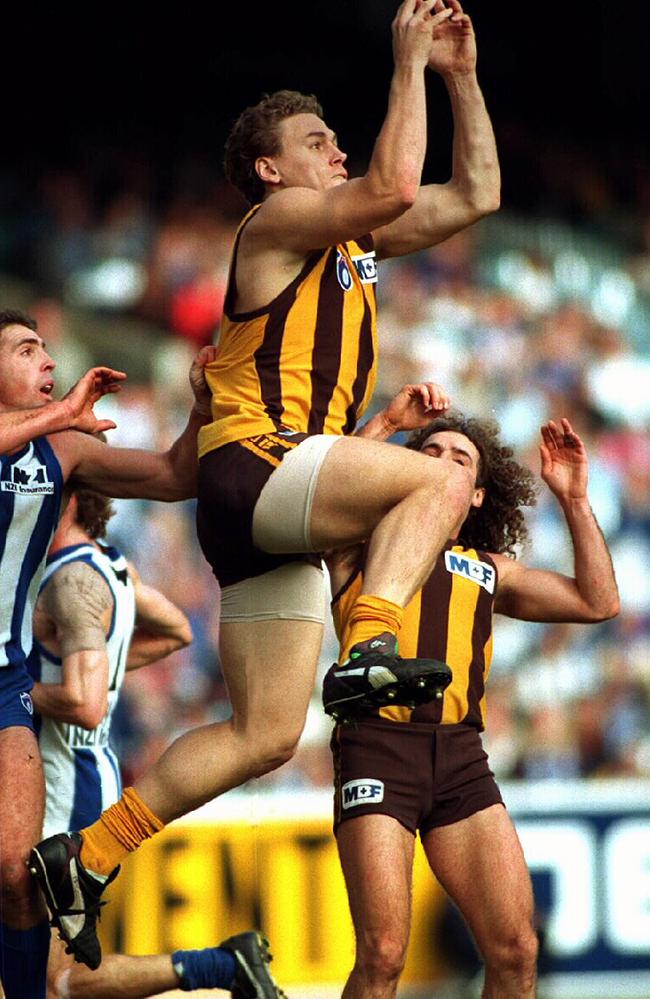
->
[28, 542, 136, 836]
[198, 205, 378, 457]
[0, 437, 63, 671]
[332, 542, 499, 729]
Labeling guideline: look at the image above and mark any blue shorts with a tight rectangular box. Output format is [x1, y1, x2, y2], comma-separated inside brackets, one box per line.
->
[0, 661, 36, 732]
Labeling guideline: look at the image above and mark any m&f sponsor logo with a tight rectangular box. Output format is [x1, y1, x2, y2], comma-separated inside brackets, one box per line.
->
[444, 550, 496, 594]
[1, 464, 54, 495]
[336, 249, 378, 290]
[341, 778, 384, 810]
[351, 251, 377, 284]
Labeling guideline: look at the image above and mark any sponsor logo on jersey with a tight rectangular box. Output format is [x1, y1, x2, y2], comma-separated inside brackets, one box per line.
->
[1, 464, 55, 495]
[444, 550, 496, 594]
[66, 715, 111, 748]
[336, 250, 354, 291]
[351, 251, 377, 284]
[20, 691, 34, 715]
[341, 778, 384, 809]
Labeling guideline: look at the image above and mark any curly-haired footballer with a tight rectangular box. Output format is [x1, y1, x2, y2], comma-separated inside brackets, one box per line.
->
[323, 384, 620, 999]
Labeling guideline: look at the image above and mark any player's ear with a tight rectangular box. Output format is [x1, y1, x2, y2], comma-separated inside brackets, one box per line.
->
[471, 486, 485, 509]
[256, 156, 280, 187]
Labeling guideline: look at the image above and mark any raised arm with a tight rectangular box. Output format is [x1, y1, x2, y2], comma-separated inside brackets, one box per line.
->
[249, 0, 454, 254]
[495, 419, 620, 623]
[56, 347, 215, 502]
[0, 366, 125, 456]
[30, 562, 113, 729]
[373, 0, 500, 259]
[356, 381, 451, 441]
[126, 563, 193, 670]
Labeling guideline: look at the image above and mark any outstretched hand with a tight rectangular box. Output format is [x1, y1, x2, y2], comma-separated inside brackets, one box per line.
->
[383, 381, 451, 433]
[62, 367, 126, 435]
[392, 0, 455, 71]
[189, 345, 217, 417]
[540, 418, 588, 502]
[427, 0, 476, 77]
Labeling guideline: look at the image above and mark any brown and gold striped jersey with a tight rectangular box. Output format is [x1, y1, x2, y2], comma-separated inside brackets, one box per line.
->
[198, 205, 379, 458]
[332, 542, 499, 729]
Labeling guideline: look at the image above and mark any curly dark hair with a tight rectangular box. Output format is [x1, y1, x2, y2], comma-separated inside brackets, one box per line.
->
[406, 411, 537, 555]
[224, 90, 323, 205]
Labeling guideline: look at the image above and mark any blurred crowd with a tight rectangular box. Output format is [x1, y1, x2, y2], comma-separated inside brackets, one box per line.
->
[2, 152, 650, 795]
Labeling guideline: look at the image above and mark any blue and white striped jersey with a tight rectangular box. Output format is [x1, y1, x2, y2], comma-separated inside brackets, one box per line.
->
[0, 437, 63, 671]
[29, 541, 136, 836]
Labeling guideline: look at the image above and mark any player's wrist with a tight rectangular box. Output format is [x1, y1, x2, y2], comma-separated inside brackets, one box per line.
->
[438, 66, 479, 89]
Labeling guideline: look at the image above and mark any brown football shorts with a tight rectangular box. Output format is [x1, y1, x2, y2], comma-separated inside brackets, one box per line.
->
[196, 433, 321, 587]
[331, 718, 503, 835]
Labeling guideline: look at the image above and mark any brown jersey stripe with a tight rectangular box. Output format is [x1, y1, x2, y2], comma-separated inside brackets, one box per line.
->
[253, 295, 294, 427]
[308, 248, 345, 435]
[343, 291, 375, 435]
[410, 556, 453, 723]
[222, 206, 259, 317]
[463, 552, 497, 728]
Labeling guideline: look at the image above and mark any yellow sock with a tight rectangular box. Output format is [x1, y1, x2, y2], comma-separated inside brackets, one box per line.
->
[340, 594, 404, 664]
[80, 786, 164, 876]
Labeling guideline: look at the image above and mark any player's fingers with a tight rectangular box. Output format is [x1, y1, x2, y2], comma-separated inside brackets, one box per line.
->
[394, 0, 419, 26]
[95, 419, 118, 432]
[92, 366, 127, 382]
[414, 0, 446, 21]
[540, 424, 557, 449]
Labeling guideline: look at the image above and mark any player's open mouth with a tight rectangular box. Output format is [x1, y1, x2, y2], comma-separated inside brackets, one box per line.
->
[40, 382, 54, 396]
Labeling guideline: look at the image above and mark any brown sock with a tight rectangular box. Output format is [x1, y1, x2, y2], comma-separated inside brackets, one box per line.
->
[80, 786, 164, 877]
[340, 594, 403, 664]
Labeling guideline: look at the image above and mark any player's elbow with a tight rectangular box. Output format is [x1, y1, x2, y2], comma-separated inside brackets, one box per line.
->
[464, 184, 500, 221]
[72, 698, 108, 730]
[367, 172, 418, 220]
[475, 186, 500, 216]
[596, 595, 621, 621]
[584, 595, 620, 622]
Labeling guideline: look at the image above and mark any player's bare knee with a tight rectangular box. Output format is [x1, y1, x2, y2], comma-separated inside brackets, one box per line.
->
[424, 458, 474, 512]
[485, 923, 538, 980]
[0, 853, 35, 907]
[357, 929, 407, 983]
[249, 729, 302, 777]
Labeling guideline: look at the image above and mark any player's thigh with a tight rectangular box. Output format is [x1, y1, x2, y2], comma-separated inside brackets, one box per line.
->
[219, 617, 324, 739]
[422, 804, 534, 956]
[0, 726, 45, 867]
[310, 435, 461, 547]
[337, 813, 415, 944]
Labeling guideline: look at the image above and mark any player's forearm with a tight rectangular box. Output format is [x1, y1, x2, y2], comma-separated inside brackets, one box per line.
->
[354, 408, 397, 442]
[445, 71, 500, 218]
[31, 646, 109, 727]
[133, 585, 193, 647]
[365, 62, 428, 209]
[126, 630, 189, 670]
[0, 400, 76, 455]
[30, 678, 107, 728]
[162, 406, 211, 500]
[562, 497, 620, 619]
